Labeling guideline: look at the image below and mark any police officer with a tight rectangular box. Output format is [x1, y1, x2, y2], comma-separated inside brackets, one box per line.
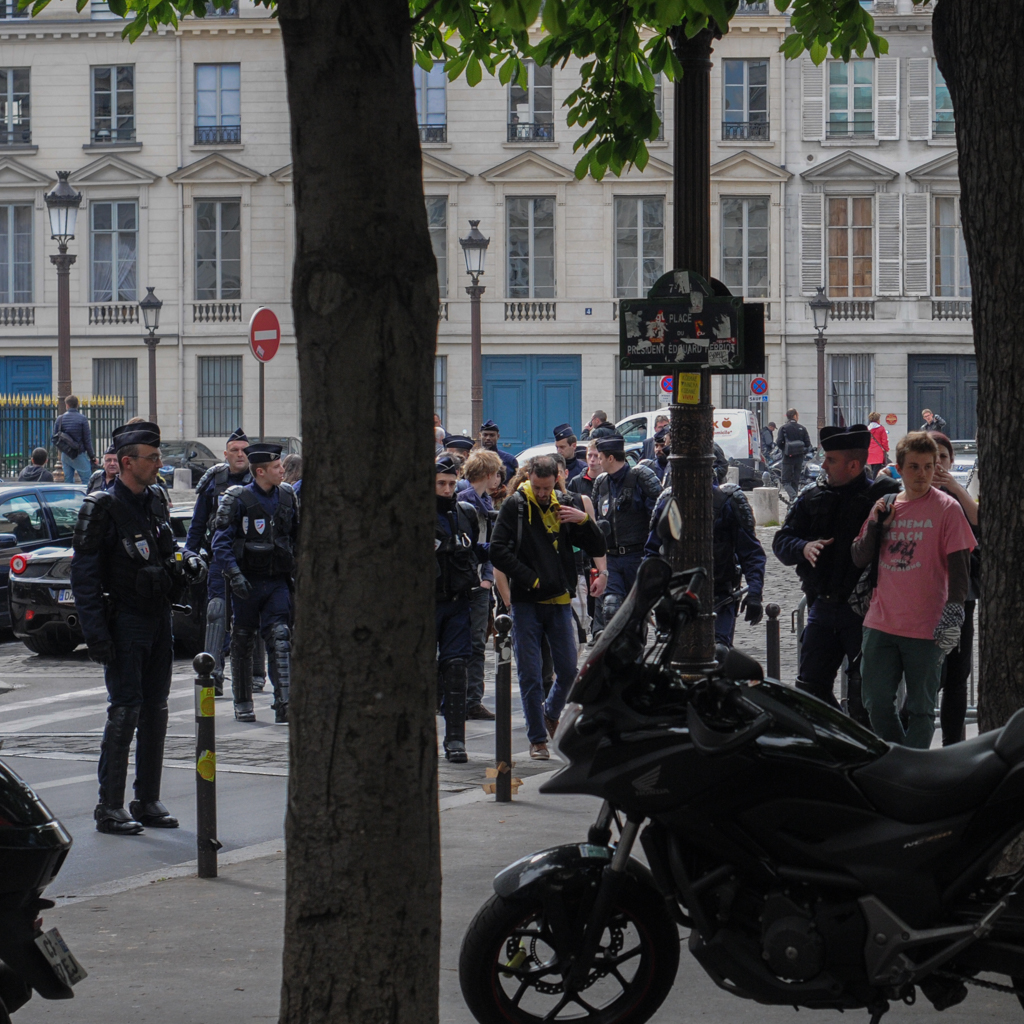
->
[773, 424, 900, 719]
[776, 408, 812, 500]
[645, 465, 766, 646]
[553, 424, 584, 483]
[184, 427, 253, 694]
[435, 455, 488, 762]
[478, 420, 518, 483]
[70, 421, 207, 835]
[87, 445, 119, 493]
[212, 442, 298, 724]
[592, 434, 662, 628]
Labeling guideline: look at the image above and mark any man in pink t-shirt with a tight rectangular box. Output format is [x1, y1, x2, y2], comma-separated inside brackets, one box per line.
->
[851, 432, 975, 748]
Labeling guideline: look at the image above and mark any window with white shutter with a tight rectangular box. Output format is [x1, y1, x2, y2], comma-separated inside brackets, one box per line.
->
[874, 57, 899, 141]
[934, 64, 955, 139]
[875, 193, 902, 295]
[827, 196, 873, 297]
[827, 59, 873, 139]
[800, 192, 824, 295]
[934, 195, 970, 297]
[801, 57, 825, 142]
[903, 192, 930, 296]
[907, 57, 932, 140]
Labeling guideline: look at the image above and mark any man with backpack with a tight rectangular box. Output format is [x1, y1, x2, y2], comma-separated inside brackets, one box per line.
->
[489, 455, 606, 760]
[52, 395, 96, 483]
[776, 408, 811, 500]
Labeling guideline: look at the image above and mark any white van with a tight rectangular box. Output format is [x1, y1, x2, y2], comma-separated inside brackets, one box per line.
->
[614, 407, 763, 489]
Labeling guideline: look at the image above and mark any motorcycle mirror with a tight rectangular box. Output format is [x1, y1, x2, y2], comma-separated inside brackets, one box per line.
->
[656, 499, 683, 544]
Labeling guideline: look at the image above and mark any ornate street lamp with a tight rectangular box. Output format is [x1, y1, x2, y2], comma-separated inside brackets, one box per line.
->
[459, 220, 490, 437]
[809, 285, 832, 440]
[139, 287, 163, 420]
[44, 171, 82, 414]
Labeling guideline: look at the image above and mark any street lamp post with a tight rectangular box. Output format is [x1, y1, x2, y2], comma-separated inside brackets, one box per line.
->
[139, 286, 163, 421]
[44, 172, 82, 415]
[459, 220, 490, 437]
[809, 285, 832, 440]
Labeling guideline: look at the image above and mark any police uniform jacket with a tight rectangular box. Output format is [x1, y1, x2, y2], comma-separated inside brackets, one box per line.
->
[483, 444, 518, 484]
[69, 478, 178, 646]
[211, 480, 299, 580]
[772, 472, 900, 604]
[592, 462, 662, 553]
[184, 463, 253, 557]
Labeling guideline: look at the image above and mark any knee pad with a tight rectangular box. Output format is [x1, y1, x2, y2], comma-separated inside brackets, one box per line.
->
[602, 594, 623, 621]
[206, 597, 227, 625]
[267, 623, 290, 647]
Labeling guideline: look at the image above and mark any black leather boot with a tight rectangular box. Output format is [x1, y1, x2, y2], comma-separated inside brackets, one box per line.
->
[441, 658, 468, 763]
[231, 628, 257, 722]
[130, 703, 178, 828]
[96, 705, 144, 835]
[267, 625, 290, 724]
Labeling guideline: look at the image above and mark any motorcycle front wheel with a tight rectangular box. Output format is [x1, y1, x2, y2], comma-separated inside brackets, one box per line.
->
[459, 874, 679, 1024]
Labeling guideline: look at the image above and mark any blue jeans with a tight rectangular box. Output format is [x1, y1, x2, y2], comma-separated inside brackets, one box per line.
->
[510, 601, 578, 745]
[62, 452, 92, 483]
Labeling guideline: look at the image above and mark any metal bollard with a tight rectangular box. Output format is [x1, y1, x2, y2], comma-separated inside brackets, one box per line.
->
[194, 652, 222, 878]
[765, 604, 781, 680]
[493, 614, 513, 803]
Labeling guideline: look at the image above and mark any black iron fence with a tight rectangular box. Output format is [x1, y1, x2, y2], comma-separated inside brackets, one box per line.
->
[0, 396, 125, 479]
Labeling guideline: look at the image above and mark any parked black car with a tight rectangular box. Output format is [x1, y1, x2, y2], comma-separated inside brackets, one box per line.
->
[157, 441, 220, 488]
[9, 503, 205, 657]
[0, 484, 85, 633]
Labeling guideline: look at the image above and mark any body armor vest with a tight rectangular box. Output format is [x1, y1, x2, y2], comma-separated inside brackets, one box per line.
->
[593, 468, 655, 550]
[435, 503, 479, 600]
[197, 464, 252, 550]
[101, 488, 179, 609]
[231, 486, 295, 577]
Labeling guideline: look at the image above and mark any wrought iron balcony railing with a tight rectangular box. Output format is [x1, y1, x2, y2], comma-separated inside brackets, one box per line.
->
[194, 124, 241, 145]
[419, 124, 447, 143]
[91, 126, 136, 145]
[0, 124, 31, 145]
[722, 120, 770, 141]
[507, 121, 555, 143]
[826, 119, 874, 139]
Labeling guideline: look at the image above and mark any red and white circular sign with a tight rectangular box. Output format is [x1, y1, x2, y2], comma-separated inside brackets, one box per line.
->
[249, 307, 281, 363]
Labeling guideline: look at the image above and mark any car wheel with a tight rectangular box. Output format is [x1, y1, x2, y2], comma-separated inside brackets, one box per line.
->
[22, 631, 80, 657]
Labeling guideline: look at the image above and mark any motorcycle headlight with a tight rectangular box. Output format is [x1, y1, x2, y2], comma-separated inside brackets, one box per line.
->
[553, 703, 582, 755]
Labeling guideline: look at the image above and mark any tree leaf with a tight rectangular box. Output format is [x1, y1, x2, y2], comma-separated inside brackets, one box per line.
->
[466, 54, 482, 86]
[415, 47, 435, 73]
[541, 0, 568, 35]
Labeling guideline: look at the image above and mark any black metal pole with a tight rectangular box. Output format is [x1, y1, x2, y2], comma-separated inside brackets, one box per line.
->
[52, 245, 76, 416]
[765, 603, 781, 679]
[146, 335, 160, 422]
[194, 652, 221, 878]
[469, 282, 484, 437]
[493, 613, 512, 803]
[259, 361, 265, 442]
[815, 330, 827, 440]
[669, 26, 717, 675]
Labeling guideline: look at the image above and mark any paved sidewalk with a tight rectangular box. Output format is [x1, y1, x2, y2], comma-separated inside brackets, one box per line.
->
[17, 776, 1018, 1024]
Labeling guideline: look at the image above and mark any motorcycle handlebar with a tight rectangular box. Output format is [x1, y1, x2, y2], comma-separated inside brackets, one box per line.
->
[687, 703, 773, 756]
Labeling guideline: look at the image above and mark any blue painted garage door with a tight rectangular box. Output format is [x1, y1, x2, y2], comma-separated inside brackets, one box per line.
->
[482, 355, 581, 453]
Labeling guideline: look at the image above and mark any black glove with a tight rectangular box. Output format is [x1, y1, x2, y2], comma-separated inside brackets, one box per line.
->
[88, 640, 116, 666]
[183, 553, 208, 585]
[741, 593, 764, 626]
[225, 566, 252, 600]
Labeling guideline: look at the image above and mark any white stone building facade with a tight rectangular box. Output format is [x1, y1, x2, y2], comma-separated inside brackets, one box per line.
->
[0, 0, 969, 450]
[0, 0, 296, 446]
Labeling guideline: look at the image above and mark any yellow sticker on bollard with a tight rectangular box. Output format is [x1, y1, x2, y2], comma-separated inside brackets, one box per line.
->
[199, 687, 216, 717]
[197, 749, 216, 781]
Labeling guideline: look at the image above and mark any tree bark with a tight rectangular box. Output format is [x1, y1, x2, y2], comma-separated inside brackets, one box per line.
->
[276, 1, 441, 1020]
[933, 1, 1024, 732]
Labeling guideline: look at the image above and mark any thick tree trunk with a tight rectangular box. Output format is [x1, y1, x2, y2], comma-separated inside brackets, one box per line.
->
[933, 1, 1024, 732]
[276, 1, 441, 1020]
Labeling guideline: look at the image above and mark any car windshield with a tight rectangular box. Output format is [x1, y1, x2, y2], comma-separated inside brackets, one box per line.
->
[42, 489, 85, 539]
[952, 440, 977, 456]
[161, 442, 216, 460]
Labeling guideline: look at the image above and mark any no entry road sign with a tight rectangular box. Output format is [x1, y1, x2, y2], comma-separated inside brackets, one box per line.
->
[249, 307, 281, 363]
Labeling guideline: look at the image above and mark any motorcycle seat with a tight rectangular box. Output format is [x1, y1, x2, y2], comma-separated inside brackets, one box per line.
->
[853, 719, 1024, 825]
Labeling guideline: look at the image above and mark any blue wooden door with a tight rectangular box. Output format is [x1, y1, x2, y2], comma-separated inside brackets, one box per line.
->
[0, 356, 51, 396]
[483, 355, 581, 452]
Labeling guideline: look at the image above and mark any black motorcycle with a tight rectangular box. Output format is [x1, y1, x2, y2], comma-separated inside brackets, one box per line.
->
[459, 502, 1024, 1024]
[0, 757, 81, 1021]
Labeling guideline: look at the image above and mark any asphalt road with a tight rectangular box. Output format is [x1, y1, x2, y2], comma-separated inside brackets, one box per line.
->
[0, 634, 552, 898]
